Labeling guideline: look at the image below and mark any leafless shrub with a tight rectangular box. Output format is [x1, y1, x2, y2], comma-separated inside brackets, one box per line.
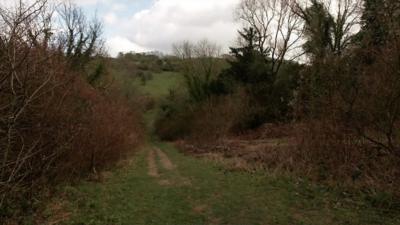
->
[0, 0, 143, 219]
[187, 92, 249, 144]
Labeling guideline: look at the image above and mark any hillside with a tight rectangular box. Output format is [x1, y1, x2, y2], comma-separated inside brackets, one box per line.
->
[40, 71, 400, 225]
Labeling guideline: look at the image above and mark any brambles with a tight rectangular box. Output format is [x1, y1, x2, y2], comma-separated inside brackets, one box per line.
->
[0, 1, 143, 220]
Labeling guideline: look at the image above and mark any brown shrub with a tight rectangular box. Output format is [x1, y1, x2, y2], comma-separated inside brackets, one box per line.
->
[0, 50, 143, 215]
[287, 36, 400, 197]
[155, 88, 259, 142]
[187, 94, 247, 144]
[0, 1, 143, 219]
[56, 81, 144, 179]
[292, 120, 400, 197]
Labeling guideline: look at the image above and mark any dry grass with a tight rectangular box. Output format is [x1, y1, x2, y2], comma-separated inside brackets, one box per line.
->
[179, 121, 400, 201]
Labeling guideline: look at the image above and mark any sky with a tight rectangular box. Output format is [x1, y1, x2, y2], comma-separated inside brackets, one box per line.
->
[76, 0, 241, 57]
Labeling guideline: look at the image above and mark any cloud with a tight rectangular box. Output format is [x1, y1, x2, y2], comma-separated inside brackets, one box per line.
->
[73, 0, 110, 6]
[0, 0, 108, 9]
[1, 0, 242, 56]
[114, 0, 241, 54]
[103, 12, 118, 25]
[106, 36, 149, 57]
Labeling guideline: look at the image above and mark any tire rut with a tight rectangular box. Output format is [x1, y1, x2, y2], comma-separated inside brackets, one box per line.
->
[147, 149, 159, 177]
[155, 147, 176, 170]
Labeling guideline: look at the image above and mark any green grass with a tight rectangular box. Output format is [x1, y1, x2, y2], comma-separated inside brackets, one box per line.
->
[51, 142, 400, 225]
[135, 71, 185, 134]
[132, 71, 184, 100]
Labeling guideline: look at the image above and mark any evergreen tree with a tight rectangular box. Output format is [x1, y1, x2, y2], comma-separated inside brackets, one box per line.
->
[300, 0, 335, 61]
[222, 27, 272, 88]
[220, 27, 291, 126]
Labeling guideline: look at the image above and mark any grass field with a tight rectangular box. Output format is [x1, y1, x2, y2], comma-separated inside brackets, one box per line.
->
[48, 142, 400, 225]
[132, 71, 184, 100]
[112, 70, 184, 101]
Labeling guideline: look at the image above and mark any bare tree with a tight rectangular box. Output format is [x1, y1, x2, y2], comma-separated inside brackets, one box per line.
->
[331, 0, 362, 53]
[173, 40, 194, 60]
[57, 1, 104, 69]
[173, 40, 222, 102]
[237, 0, 303, 75]
[173, 39, 222, 77]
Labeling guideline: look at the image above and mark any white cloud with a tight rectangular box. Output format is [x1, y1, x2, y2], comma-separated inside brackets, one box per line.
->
[104, 12, 117, 25]
[118, 0, 241, 53]
[73, 0, 110, 6]
[0, 0, 107, 9]
[106, 36, 149, 57]
[1, 0, 242, 56]
[110, 3, 125, 11]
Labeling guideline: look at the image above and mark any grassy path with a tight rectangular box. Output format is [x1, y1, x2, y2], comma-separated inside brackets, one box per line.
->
[52, 141, 400, 225]
[48, 72, 400, 224]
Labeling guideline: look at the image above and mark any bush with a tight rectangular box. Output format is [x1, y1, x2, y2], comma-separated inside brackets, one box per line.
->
[0, 1, 143, 219]
[292, 120, 400, 198]
[0, 47, 144, 218]
[154, 90, 194, 140]
[154, 88, 249, 142]
[290, 33, 400, 198]
[187, 95, 246, 143]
